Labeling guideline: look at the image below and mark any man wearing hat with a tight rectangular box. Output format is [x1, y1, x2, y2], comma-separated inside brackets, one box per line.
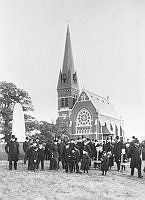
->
[128, 138, 143, 178]
[5, 135, 19, 170]
[27, 140, 38, 171]
[113, 136, 123, 171]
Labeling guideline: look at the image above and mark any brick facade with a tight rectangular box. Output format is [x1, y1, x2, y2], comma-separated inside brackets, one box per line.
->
[70, 99, 98, 139]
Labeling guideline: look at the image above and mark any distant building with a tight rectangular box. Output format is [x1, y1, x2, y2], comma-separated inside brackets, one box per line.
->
[56, 26, 124, 142]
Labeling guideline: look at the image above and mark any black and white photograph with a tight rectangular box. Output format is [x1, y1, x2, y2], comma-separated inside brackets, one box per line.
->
[0, 0, 145, 199]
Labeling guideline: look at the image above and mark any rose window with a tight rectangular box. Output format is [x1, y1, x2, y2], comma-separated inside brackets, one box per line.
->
[76, 108, 92, 127]
[76, 108, 92, 134]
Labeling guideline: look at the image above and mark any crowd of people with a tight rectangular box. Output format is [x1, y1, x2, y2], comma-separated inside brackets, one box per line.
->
[4, 134, 145, 178]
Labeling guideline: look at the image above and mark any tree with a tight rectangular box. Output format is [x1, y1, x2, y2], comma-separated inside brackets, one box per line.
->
[36, 121, 58, 142]
[24, 114, 39, 135]
[0, 81, 34, 141]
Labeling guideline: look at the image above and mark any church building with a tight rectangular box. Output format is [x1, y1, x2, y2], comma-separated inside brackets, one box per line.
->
[56, 26, 124, 142]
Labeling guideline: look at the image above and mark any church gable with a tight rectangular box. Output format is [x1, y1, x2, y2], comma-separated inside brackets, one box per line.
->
[70, 91, 98, 136]
[78, 91, 89, 102]
[72, 90, 98, 116]
[71, 90, 97, 116]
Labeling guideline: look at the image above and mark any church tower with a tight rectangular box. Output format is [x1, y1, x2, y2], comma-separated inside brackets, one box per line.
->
[57, 26, 79, 134]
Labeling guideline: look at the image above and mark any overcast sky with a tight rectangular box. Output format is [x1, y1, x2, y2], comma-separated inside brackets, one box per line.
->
[0, 0, 145, 140]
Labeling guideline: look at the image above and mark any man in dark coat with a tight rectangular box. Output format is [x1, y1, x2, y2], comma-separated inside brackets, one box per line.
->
[23, 137, 30, 164]
[45, 141, 52, 161]
[5, 135, 19, 170]
[63, 142, 73, 173]
[71, 146, 80, 173]
[104, 138, 112, 153]
[76, 138, 84, 160]
[87, 139, 96, 159]
[141, 141, 145, 160]
[49, 141, 59, 170]
[27, 141, 38, 171]
[37, 143, 45, 170]
[141, 141, 145, 172]
[128, 139, 143, 178]
[57, 139, 65, 169]
[84, 142, 92, 167]
[113, 136, 123, 171]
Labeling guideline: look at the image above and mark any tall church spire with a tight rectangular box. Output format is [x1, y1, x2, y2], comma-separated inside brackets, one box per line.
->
[57, 26, 79, 90]
[56, 26, 80, 134]
[62, 25, 75, 74]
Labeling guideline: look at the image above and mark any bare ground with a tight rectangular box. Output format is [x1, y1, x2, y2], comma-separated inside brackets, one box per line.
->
[0, 161, 144, 200]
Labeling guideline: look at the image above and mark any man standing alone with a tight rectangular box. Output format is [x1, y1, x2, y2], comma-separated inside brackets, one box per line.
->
[113, 136, 123, 171]
[5, 135, 19, 170]
[128, 139, 143, 178]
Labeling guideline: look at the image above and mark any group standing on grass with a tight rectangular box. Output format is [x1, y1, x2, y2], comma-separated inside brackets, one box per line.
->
[4, 134, 145, 178]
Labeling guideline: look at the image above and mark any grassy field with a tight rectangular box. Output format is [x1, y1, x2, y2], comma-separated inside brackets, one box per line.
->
[0, 160, 144, 200]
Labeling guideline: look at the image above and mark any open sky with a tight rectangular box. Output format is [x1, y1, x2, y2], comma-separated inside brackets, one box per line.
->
[0, 0, 145, 140]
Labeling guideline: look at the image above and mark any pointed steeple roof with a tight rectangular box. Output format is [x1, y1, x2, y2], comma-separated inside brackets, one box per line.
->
[62, 25, 75, 74]
[57, 26, 79, 90]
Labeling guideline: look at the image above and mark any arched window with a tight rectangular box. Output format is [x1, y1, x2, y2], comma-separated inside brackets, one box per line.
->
[65, 98, 68, 107]
[115, 125, 118, 136]
[80, 93, 87, 101]
[61, 98, 65, 107]
[76, 108, 92, 134]
[62, 73, 67, 83]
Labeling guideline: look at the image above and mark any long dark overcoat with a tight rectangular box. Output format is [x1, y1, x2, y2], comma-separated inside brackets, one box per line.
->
[142, 144, 145, 161]
[128, 144, 141, 169]
[23, 141, 30, 153]
[5, 141, 19, 161]
[38, 148, 45, 160]
[113, 141, 122, 162]
[76, 141, 84, 159]
[27, 146, 38, 170]
[81, 154, 90, 171]
[57, 141, 65, 161]
[49, 144, 59, 170]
